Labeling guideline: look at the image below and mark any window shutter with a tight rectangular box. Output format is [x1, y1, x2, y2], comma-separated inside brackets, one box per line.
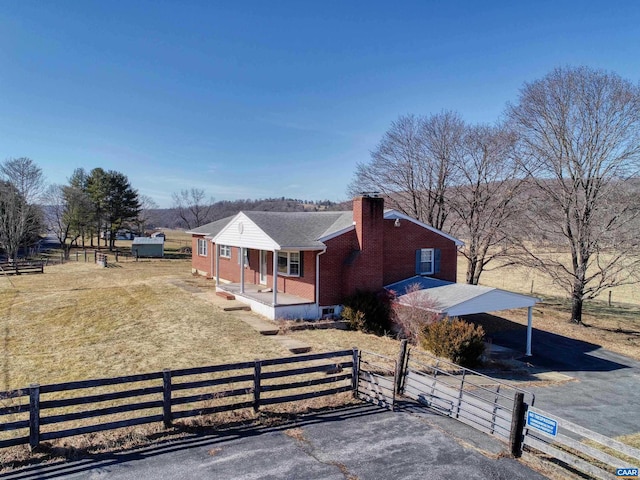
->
[434, 248, 441, 274]
[299, 252, 304, 277]
[415, 250, 421, 274]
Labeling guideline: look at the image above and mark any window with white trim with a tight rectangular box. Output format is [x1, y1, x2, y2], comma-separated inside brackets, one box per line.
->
[197, 238, 208, 256]
[418, 248, 434, 275]
[277, 251, 300, 277]
[219, 244, 231, 258]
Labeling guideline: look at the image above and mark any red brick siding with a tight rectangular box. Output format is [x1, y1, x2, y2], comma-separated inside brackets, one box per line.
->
[382, 219, 457, 285]
[191, 235, 213, 277]
[318, 230, 359, 306]
[274, 250, 316, 301]
[213, 245, 316, 302]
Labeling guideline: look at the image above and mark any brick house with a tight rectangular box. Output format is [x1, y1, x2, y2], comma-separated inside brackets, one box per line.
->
[188, 195, 462, 320]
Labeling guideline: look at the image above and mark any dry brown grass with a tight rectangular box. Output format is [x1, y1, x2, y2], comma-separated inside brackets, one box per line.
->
[461, 254, 640, 305]
[0, 259, 289, 390]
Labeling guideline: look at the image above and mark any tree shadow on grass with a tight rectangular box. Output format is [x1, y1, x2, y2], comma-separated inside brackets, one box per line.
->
[464, 312, 634, 373]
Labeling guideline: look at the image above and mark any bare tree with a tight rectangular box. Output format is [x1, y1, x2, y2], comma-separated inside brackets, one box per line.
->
[449, 124, 523, 285]
[172, 188, 215, 229]
[390, 283, 441, 344]
[508, 66, 640, 324]
[0, 157, 45, 203]
[43, 184, 92, 258]
[348, 111, 464, 230]
[0, 181, 42, 262]
[136, 194, 159, 234]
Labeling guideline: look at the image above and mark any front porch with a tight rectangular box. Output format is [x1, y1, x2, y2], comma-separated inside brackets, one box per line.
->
[217, 282, 319, 320]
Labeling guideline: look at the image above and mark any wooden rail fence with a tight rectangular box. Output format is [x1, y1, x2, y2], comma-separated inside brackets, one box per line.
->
[0, 349, 356, 450]
[0, 260, 44, 275]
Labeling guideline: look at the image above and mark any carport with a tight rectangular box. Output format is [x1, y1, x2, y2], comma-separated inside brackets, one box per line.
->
[386, 276, 540, 356]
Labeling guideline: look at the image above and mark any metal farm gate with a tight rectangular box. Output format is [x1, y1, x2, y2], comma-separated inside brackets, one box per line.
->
[355, 341, 534, 453]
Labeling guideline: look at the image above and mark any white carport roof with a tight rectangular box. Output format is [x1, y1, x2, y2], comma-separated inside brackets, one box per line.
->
[386, 276, 540, 356]
[387, 276, 539, 317]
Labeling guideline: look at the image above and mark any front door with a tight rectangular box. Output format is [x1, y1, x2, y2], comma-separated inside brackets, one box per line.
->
[259, 250, 267, 285]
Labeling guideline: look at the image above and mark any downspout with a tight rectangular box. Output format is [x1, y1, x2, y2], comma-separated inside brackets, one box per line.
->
[315, 249, 327, 318]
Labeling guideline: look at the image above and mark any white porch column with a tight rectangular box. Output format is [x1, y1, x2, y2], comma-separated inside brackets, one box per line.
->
[240, 247, 245, 294]
[526, 306, 533, 356]
[272, 249, 278, 306]
[215, 243, 220, 286]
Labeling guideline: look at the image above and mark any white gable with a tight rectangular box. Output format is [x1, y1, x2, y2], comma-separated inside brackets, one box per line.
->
[212, 212, 280, 250]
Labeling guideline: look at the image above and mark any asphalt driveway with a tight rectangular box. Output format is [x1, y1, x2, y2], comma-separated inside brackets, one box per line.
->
[1, 404, 544, 480]
[489, 325, 640, 437]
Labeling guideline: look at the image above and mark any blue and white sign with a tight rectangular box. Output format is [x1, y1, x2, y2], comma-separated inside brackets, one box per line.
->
[526, 408, 558, 438]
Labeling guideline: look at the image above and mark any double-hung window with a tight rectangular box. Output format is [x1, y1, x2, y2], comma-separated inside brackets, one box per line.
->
[197, 238, 208, 256]
[277, 251, 301, 277]
[417, 248, 434, 275]
[219, 245, 231, 258]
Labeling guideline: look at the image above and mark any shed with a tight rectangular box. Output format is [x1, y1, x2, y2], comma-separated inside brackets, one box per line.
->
[387, 276, 540, 356]
[132, 237, 165, 258]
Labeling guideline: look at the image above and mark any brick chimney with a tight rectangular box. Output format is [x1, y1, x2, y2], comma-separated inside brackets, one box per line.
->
[352, 194, 384, 291]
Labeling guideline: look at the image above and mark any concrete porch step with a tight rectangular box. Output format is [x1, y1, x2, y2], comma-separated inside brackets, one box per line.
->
[223, 305, 252, 312]
[216, 291, 236, 300]
[234, 313, 280, 335]
[272, 335, 312, 354]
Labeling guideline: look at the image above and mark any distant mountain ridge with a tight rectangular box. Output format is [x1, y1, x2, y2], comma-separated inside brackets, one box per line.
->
[147, 197, 349, 229]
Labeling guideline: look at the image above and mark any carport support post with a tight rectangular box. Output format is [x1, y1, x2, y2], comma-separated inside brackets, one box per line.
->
[395, 339, 408, 396]
[526, 306, 533, 356]
[509, 392, 526, 457]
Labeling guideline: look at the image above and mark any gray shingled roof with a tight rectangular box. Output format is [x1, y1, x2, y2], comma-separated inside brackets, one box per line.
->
[132, 237, 165, 245]
[243, 211, 353, 248]
[186, 211, 354, 248]
[186, 216, 235, 236]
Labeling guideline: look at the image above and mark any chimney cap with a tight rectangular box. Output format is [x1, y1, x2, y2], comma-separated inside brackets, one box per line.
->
[359, 191, 381, 198]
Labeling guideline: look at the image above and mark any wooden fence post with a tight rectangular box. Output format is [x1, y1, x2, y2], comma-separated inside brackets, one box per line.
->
[351, 348, 360, 398]
[253, 360, 261, 412]
[509, 392, 526, 457]
[29, 384, 40, 450]
[84, 249, 87, 262]
[115, 251, 119, 262]
[163, 369, 172, 428]
[395, 339, 408, 396]
[94, 250, 98, 263]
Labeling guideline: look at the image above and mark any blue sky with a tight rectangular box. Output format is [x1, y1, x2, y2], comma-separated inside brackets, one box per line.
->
[2, 1, 639, 207]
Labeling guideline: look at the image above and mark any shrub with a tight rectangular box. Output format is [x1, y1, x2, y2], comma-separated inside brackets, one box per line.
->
[341, 290, 391, 335]
[419, 318, 485, 367]
[390, 283, 441, 344]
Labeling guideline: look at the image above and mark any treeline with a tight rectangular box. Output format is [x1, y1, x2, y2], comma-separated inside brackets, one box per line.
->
[0, 159, 141, 260]
[0, 158, 345, 260]
[147, 197, 345, 229]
